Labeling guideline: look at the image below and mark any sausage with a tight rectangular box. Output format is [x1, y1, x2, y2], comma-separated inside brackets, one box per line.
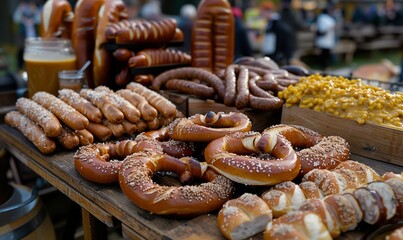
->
[165, 79, 216, 99]
[152, 67, 225, 99]
[234, 67, 249, 109]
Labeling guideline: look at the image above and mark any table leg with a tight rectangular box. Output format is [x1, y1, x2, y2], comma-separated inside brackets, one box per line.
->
[81, 208, 108, 240]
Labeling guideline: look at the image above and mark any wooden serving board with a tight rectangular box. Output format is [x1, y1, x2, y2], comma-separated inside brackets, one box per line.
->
[281, 106, 403, 166]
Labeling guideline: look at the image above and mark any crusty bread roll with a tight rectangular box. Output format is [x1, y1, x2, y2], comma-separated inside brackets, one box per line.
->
[386, 226, 403, 240]
[322, 194, 360, 232]
[367, 181, 397, 221]
[16, 97, 62, 137]
[353, 187, 386, 225]
[298, 198, 341, 238]
[5, 111, 56, 154]
[264, 211, 332, 240]
[218, 193, 272, 240]
[335, 160, 380, 185]
[385, 178, 403, 219]
[261, 181, 306, 217]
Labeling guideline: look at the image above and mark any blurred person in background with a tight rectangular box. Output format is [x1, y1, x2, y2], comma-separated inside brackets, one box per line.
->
[13, 0, 41, 70]
[140, 0, 161, 20]
[260, 2, 294, 66]
[315, 6, 336, 71]
[232, 6, 252, 60]
[279, 0, 307, 61]
[176, 4, 196, 53]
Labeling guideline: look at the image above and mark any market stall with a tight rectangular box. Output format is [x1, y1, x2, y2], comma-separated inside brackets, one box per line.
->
[1, 0, 403, 239]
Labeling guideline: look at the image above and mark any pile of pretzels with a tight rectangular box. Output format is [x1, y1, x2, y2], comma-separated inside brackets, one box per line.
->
[4, 82, 179, 154]
[70, 111, 360, 219]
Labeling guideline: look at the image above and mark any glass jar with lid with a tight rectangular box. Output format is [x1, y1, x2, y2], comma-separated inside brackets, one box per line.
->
[24, 38, 76, 98]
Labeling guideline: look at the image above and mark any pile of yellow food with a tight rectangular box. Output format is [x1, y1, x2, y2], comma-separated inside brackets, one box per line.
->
[278, 74, 403, 129]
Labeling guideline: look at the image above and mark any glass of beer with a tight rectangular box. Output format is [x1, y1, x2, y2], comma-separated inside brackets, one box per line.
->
[24, 38, 76, 98]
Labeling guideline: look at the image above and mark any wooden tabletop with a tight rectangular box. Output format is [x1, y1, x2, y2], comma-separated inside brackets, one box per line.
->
[1, 124, 402, 240]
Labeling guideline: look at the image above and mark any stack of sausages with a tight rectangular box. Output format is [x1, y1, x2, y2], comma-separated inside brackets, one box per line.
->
[4, 83, 179, 154]
[152, 57, 301, 111]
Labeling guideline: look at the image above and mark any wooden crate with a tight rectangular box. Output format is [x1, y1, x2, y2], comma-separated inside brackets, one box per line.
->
[160, 90, 282, 132]
[281, 106, 402, 166]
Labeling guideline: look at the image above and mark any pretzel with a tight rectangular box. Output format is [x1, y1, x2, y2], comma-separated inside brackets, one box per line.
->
[95, 86, 141, 123]
[75, 129, 94, 145]
[126, 82, 177, 119]
[119, 149, 234, 216]
[32, 91, 89, 130]
[167, 111, 252, 142]
[86, 122, 112, 141]
[40, 0, 74, 38]
[80, 88, 124, 123]
[58, 89, 103, 123]
[135, 127, 194, 158]
[57, 126, 80, 149]
[103, 119, 125, 138]
[5, 111, 56, 154]
[15, 97, 62, 137]
[268, 124, 350, 176]
[116, 89, 158, 121]
[74, 140, 141, 184]
[204, 129, 300, 186]
[93, 0, 127, 86]
[75, 128, 195, 184]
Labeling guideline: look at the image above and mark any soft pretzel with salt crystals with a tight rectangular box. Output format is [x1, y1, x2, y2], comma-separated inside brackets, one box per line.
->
[204, 129, 300, 186]
[267, 124, 350, 176]
[119, 147, 234, 216]
[167, 111, 252, 142]
[75, 127, 194, 184]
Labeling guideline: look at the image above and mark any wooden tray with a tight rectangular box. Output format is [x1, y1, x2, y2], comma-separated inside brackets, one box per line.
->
[281, 106, 403, 166]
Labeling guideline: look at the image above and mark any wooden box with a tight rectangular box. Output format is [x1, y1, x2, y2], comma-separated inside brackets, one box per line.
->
[160, 90, 282, 132]
[281, 106, 402, 166]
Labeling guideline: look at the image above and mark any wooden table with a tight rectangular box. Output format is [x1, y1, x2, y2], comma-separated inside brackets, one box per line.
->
[1, 124, 402, 240]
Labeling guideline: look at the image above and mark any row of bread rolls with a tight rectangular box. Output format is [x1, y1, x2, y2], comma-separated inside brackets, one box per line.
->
[261, 160, 380, 218]
[4, 83, 178, 154]
[218, 168, 403, 240]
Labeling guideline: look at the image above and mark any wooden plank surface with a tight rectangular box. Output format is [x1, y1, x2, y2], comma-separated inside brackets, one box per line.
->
[1, 123, 402, 240]
[0, 125, 187, 239]
[281, 106, 403, 166]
